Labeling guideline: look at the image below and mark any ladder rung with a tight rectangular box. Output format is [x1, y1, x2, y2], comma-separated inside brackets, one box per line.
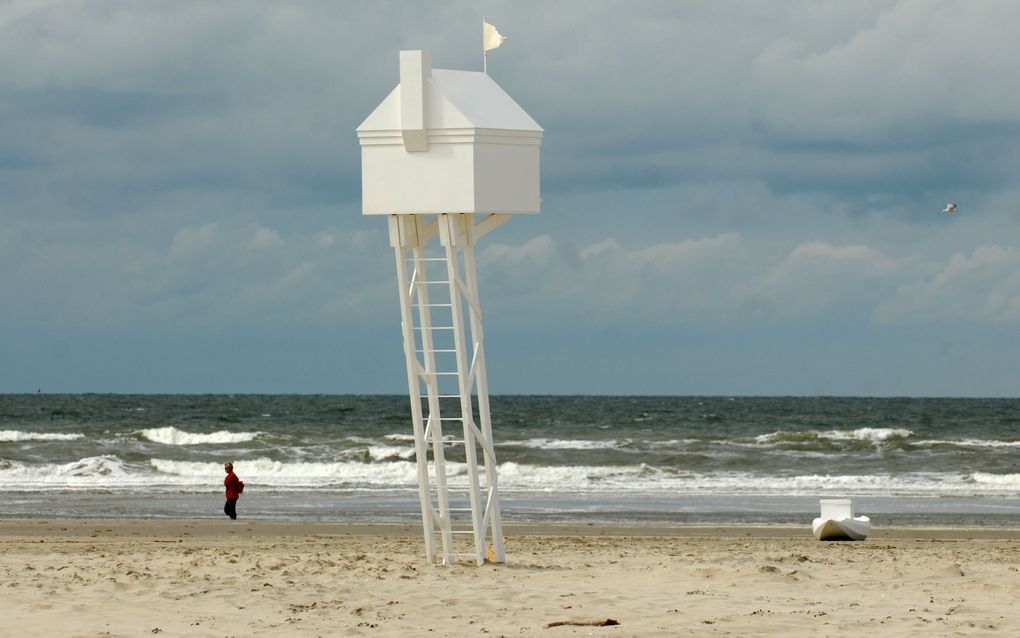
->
[414, 326, 454, 331]
[449, 553, 482, 558]
[416, 349, 456, 353]
[407, 257, 448, 262]
[412, 303, 452, 308]
[438, 417, 464, 421]
[411, 280, 451, 285]
[436, 507, 474, 512]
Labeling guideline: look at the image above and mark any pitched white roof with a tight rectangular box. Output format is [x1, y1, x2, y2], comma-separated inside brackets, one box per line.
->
[357, 68, 542, 133]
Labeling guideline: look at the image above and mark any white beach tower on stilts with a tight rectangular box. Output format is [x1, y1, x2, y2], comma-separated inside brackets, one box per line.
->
[356, 50, 542, 565]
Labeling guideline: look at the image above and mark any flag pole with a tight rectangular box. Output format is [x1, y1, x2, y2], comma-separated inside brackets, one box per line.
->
[482, 17, 487, 74]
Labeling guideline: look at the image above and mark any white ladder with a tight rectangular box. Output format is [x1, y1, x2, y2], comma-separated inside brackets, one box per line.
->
[389, 213, 507, 565]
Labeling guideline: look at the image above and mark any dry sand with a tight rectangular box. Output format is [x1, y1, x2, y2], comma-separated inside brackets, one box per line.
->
[2, 519, 1019, 637]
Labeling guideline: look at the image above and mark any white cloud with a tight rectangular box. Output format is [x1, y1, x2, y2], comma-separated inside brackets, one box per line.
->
[626, 233, 742, 271]
[248, 225, 280, 250]
[479, 232, 751, 324]
[579, 238, 620, 260]
[479, 235, 556, 268]
[169, 223, 220, 258]
[875, 245, 1020, 323]
[749, 241, 904, 318]
[765, 241, 897, 286]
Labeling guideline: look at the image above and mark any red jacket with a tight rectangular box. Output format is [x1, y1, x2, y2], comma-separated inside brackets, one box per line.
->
[224, 471, 243, 499]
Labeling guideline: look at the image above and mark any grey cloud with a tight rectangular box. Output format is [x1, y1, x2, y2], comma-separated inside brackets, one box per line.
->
[2, 0, 1019, 393]
[1, 88, 219, 128]
[0, 216, 391, 331]
[749, 1, 1020, 145]
[472, 1, 1020, 214]
[6, 0, 1017, 219]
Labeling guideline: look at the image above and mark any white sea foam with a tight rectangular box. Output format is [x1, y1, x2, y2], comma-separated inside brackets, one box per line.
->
[658, 439, 703, 447]
[139, 426, 260, 445]
[591, 470, 1014, 496]
[822, 428, 913, 442]
[0, 430, 85, 442]
[933, 439, 1020, 449]
[61, 455, 130, 476]
[343, 436, 387, 446]
[338, 445, 416, 462]
[4, 454, 1020, 497]
[970, 472, 1020, 488]
[150, 457, 423, 487]
[496, 461, 644, 489]
[755, 431, 793, 443]
[505, 438, 625, 451]
[366, 445, 416, 461]
[755, 427, 912, 444]
[0, 456, 141, 489]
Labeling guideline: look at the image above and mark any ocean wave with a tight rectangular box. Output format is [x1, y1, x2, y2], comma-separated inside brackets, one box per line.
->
[921, 439, 1020, 449]
[149, 457, 426, 488]
[4, 454, 1020, 497]
[756, 428, 913, 444]
[970, 472, 1020, 487]
[824, 428, 913, 442]
[503, 438, 626, 451]
[138, 426, 260, 446]
[0, 430, 85, 442]
[500, 466, 1020, 496]
[0, 456, 426, 490]
[351, 445, 417, 462]
[0, 455, 133, 485]
[609, 470, 1020, 496]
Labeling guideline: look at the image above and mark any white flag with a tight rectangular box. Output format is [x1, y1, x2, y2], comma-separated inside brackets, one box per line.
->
[483, 19, 507, 52]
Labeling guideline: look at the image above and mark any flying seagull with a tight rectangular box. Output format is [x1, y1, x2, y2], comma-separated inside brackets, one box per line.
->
[943, 203, 957, 213]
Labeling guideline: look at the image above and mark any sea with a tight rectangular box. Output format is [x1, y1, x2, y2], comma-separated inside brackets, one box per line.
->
[2, 394, 1019, 527]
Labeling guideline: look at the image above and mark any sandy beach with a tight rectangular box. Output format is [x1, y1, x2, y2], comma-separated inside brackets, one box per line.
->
[1, 520, 1018, 637]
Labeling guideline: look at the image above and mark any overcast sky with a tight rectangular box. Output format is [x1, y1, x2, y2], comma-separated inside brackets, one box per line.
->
[2, 0, 1018, 396]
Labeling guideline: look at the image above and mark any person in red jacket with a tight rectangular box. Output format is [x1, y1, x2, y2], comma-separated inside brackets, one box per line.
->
[223, 462, 244, 520]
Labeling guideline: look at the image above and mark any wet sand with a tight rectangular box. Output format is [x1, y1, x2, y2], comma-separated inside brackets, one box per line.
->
[2, 519, 1018, 636]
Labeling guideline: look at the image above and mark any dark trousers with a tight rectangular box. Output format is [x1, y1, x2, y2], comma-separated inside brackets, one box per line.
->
[224, 498, 238, 520]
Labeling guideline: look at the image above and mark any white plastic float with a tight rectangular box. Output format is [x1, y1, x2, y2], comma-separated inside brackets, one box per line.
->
[812, 498, 871, 541]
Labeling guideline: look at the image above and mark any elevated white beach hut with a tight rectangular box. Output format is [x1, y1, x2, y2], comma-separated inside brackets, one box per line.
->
[356, 50, 543, 566]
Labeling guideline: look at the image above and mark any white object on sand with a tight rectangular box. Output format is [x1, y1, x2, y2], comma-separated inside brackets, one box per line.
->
[812, 498, 870, 541]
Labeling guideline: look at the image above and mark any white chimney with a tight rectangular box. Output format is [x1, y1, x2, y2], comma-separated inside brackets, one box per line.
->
[399, 50, 430, 152]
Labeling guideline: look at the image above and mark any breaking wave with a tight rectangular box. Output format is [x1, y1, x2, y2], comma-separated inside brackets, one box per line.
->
[756, 428, 913, 444]
[138, 427, 260, 446]
[0, 430, 85, 442]
[4, 455, 1020, 497]
[505, 438, 626, 450]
